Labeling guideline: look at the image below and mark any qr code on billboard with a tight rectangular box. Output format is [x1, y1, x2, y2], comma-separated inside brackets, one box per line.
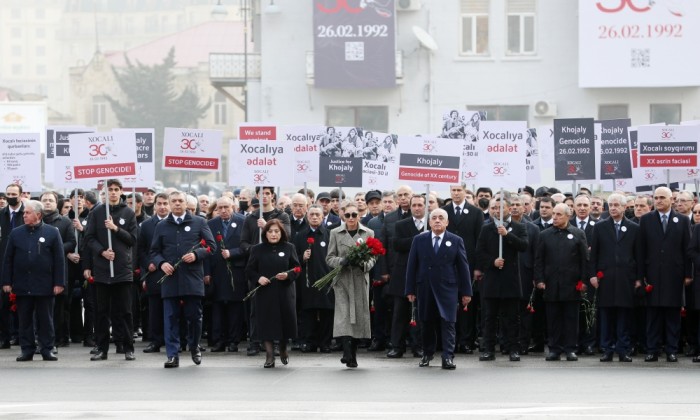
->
[345, 42, 364, 61]
[630, 48, 650, 68]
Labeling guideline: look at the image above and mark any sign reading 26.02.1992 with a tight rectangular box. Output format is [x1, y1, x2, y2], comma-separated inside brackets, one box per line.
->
[313, 0, 396, 88]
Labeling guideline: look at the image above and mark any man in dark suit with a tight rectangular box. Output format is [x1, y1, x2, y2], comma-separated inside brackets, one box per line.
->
[476, 196, 528, 362]
[316, 192, 340, 229]
[589, 193, 641, 362]
[406, 208, 472, 370]
[639, 187, 692, 363]
[442, 183, 483, 353]
[535, 203, 588, 362]
[570, 194, 598, 355]
[387, 194, 426, 358]
[528, 196, 555, 352]
[0, 183, 24, 348]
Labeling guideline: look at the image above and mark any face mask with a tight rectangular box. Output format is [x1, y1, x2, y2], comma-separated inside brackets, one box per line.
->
[239, 200, 249, 212]
[6, 197, 18, 207]
[478, 198, 490, 210]
[624, 208, 635, 219]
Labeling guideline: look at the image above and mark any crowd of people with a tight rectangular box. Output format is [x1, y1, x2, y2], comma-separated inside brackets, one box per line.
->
[1, 180, 699, 370]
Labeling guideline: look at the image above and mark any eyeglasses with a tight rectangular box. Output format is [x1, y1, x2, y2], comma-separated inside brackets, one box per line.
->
[344, 212, 359, 219]
[693, 211, 700, 215]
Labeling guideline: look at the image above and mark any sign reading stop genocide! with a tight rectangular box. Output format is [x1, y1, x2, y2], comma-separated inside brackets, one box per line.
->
[163, 127, 223, 171]
[69, 131, 137, 179]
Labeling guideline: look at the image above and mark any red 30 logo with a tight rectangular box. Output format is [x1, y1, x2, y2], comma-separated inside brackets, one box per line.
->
[493, 167, 506, 175]
[180, 139, 198, 150]
[253, 174, 267, 183]
[464, 171, 477, 179]
[297, 163, 309, 172]
[596, 0, 651, 13]
[661, 131, 673, 139]
[316, 0, 363, 14]
[89, 144, 108, 156]
[423, 143, 435, 152]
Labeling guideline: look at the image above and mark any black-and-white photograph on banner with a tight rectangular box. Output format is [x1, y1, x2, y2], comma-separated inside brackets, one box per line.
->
[526, 128, 541, 184]
[319, 126, 362, 187]
[553, 118, 595, 181]
[477, 121, 528, 191]
[281, 125, 323, 185]
[439, 109, 483, 184]
[362, 131, 397, 190]
[313, 0, 396, 89]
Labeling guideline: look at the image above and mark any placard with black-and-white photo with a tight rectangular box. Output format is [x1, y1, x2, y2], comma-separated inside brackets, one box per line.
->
[319, 126, 362, 187]
[361, 131, 397, 190]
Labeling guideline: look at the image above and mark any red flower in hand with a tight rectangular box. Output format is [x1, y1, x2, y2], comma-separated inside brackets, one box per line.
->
[575, 281, 585, 292]
[10, 304, 17, 312]
[205, 246, 212, 253]
[134, 268, 141, 276]
[681, 307, 687, 318]
[200, 239, 207, 247]
[372, 281, 382, 288]
[645, 284, 653, 293]
[293, 266, 302, 274]
[370, 305, 376, 313]
[307, 237, 315, 245]
[529, 307, 536, 314]
[409, 320, 417, 327]
[596, 271, 604, 279]
[216, 234, 224, 242]
[88, 276, 95, 284]
[8, 293, 16, 303]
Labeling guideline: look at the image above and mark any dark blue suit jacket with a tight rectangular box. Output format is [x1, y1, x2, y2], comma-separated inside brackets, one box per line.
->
[405, 230, 472, 323]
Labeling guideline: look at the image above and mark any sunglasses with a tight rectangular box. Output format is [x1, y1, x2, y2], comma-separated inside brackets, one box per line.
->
[344, 212, 359, 219]
[694, 211, 700, 215]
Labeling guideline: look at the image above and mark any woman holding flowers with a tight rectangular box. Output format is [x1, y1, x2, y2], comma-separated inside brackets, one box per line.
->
[245, 219, 300, 368]
[325, 203, 376, 368]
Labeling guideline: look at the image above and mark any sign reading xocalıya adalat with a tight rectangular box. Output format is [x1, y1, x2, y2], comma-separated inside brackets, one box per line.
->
[68, 131, 137, 180]
[477, 121, 528, 191]
[579, 1, 700, 88]
[313, 0, 396, 88]
[638, 125, 700, 169]
[163, 127, 222, 171]
[279, 125, 322, 185]
[554, 118, 596, 181]
[397, 136, 462, 188]
[230, 124, 294, 187]
[0, 132, 42, 192]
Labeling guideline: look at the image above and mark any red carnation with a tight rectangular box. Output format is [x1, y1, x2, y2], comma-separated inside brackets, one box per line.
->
[205, 246, 212, 253]
[645, 284, 653, 293]
[575, 281, 585, 292]
[370, 305, 376, 313]
[372, 281, 382, 288]
[10, 304, 17, 312]
[216, 234, 224, 242]
[8, 293, 16, 303]
[200, 239, 207, 247]
[307, 237, 315, 245]
[88, 276, 95, 284]
[529, 307, 536, 314]
[526, 304, 532, 311]
[134, 268, 141, 276]
[681, 307, 687, 318]
[596, 271, 604, 279]
[409, 320, 417, 327]
[463, 305, 469, 312]
[293, 266, 302, 274]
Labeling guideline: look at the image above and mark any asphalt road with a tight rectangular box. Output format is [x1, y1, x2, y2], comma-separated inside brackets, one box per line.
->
[1, 341, 699, 419]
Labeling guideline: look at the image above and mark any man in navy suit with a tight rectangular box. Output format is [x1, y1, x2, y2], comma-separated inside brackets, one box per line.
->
[639, 187, 692, 363]
[406, 208, 472, 370]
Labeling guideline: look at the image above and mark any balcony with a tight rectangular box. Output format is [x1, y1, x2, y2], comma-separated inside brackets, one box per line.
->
[209, 53, 261, 85]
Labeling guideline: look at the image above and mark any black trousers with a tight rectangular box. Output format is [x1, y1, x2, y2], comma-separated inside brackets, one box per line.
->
[456, 290, 479, 348]
[545, 301, 579, 354]
[646, 306, 681, 355]
[370, 285, 391, 345]
[83, 282, 97, 341]
[212, 300, 245, 345]
[95, 282, 134, 353]
[482, 297, 519, 353]
[301, 308, 333, 349]
[531, 289, 547, 347]
[0, 293, 13, 343]
[17, 295, 55, 355]
[390, 296, 421, 352]
[147, 295, 164, 347]
[518, 299, 533, 352]
[600, 307, 632, 356]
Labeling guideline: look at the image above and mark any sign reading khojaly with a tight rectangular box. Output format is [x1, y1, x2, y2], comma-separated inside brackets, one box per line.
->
[318, 126, 363, 188]
[477, 121, 528, 191]
[397, 135, 462, 188]
[554, 118, 596, 181]
[232, 124, 294, 187]
[163, 127, 222, 171]
[599, 119, 633, 180]
[68, 131, 137, 180]
[638, 125, 700, 169]
[280, 125, 322, 185]
[0, 132, 42, 192]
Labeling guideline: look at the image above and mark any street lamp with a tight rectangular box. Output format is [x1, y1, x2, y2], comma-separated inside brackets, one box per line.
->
[211, 0, 228, 20]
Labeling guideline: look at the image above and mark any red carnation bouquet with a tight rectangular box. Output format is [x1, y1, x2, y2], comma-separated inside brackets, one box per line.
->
[312, 237, 386, 291]
[244, 266, 301, 301]
[158, 239, 212, 284]
[216, 232, 235, 291]
[525, 287, 536, 314]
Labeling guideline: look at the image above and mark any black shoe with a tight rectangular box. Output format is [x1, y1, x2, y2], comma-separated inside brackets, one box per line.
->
[264, 359, 275, 368]
[582, 346, 595, 356]
[41, 353, 58, 361]
[91, 351, 107, 361]
[10, 338, 19, 345]
[456, 344, 473, 354]
[291, 342, 301, 351]
[685, 347, 697, 357]
[16, 353, 33, 362]
[528, 344, 545, 353]
[367, 341, 386, 352]
[228, 344, 239, 352]
[83, 338, 95, 347]
[545, 352, 561, 361]
[56, 340, 70, 348]
[386, 349, 404, 359]
[666, 353, 678, 362]
[90, 347, 100, 355]
[280, 352, 289, 365]
[247, 346, 260, 356]
[300, 344, 317, 353]
[0, 341, 11, 349]
[600, 353, 613, 362]
[619, 354, 633, 362]
[191, 349, 202, 365]
[692, 355, 700, 363]
[566, 352, 578, 361]
[319, 346, 332, 353]
[479, 352, 495, 361]
[644, 354, 658, 362]
[441, 357, 456, 370]
[143, 344, 161, 353]
[345, 359, 358, 368]
[211, 343, 226, 353]
[164, 356, 179, 368]
[519, 349, 529, 356]
[509, 352, 520, 362]
[412, 349, 424, 358]
[419, 354, 433, 367]
[125, 351, 135, 361]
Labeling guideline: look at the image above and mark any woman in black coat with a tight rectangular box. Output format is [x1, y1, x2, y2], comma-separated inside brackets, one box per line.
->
[687, 223, 700, 362]
[245, 219, 300, 368]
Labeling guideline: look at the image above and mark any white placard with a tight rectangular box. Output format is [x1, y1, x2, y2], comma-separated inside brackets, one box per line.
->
[51, 127, 96, 189]
[361, 131, 398, 190]
[163, 127, 223, 172]
[280, 125, 322, 184]
[525, 128, 541, 185]
[229, 140, 295, 187]
[113, 128, 156, 188]
[68, 131, 138, 180]
[0, 132, 42, 192]
[638, 125, 700, 170]
[397, 135, 462, 189]
[537, 125, 554, 170]
[477, 121, 528, 191]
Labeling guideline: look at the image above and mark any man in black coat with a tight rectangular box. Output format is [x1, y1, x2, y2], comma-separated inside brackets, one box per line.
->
[207, 197, 247, 353]
[0, 183, 24, 348]
[534, 203, 588, 362]
[84, 179, 138, 362]
[589, 193, 641, 362]
[639, 187, 692, 362]
[2, 200, 65, 361]
[138, 192, 170, 353]
[40, 191, 76, 348]
[387, 194, 426, 358]
[529, 196, 555, 352]
[442, 183, 484, 353]
[293, 204, 334, 352]
[476, 196, 528, 361]
[151, 191, 215, 368]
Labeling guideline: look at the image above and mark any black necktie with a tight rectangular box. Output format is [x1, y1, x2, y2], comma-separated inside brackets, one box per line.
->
[222, 220, 229, 237]
[176, 217, 182, 225]
[455, 206, 461, 217]
[661, 215, 668, 233]
[579, 221, 586, 230]
[615, 223, 621, 240]
[9, 211, 15, 229]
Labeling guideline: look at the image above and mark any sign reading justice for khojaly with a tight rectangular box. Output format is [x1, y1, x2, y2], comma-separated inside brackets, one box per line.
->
[163, 127, 222, 171]
[638, 125, 700, 169]
[69, 131, 137, 179]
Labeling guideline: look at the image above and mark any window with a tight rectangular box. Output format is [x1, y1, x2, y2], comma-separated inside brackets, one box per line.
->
[213, 92, 227, 126]
[36, 65, 46, 76]
[11, 9, 21, 19]
[507, 0, 536, 55]
[460, 0, 489, 55]
[35, 9, 45, 19]
[650, 104, 681, 125]
[36, 28, 46, 38]
[469, 105, 529, 121]
[598, 104, 629, 120]
[92, 95, 107, 126]
[36, 46, 46, 56]
[11, 27, 22, 38]
[144, 15, 158, 33]
[11, 65, 22, 75]
[11, 45, 22, 57]
[326, 106, 389, 132]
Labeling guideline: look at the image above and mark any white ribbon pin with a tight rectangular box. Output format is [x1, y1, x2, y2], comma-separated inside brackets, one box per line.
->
[673, 217, 679, 223]
[184, 226, 191, 232]
[278, 252, 285, 257]
[590, 221, 595, 226]
[621, 226, 627, 232]
[119, 218, 125, 225]
[445, 241, 452, 247]
[320, 241, 326, 247]
[231, 223, 237, 228]
[39, 237, 45, 243]
[567, 234, 574, 239]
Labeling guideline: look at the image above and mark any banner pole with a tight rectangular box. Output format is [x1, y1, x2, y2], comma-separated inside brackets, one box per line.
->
[498, 187, 504, 259]
[187, 171, 193, 196]
[132, 187, 136, 211]
[303, 182, 308, 207]
[74, 188, 79, 252]
[424, 184, 430, 229]
[104, 180, 114, 277]
[666, 169, 670, 188]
